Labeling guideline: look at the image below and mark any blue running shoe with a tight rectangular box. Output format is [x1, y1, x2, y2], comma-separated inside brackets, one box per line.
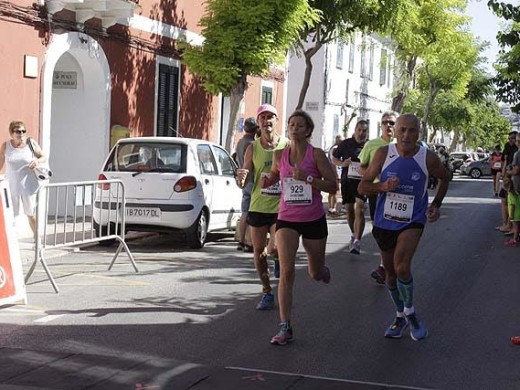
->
[256, 292, 274, 310]
[270, 322, 294, 345]
[406, 312, 428, 341]
[384, 316, 408, 338]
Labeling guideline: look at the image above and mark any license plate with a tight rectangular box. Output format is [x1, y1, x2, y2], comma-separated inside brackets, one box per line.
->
[126, 207, 161, 220]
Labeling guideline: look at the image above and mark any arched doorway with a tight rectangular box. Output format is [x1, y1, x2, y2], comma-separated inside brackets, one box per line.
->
[42, 32, 111, 183]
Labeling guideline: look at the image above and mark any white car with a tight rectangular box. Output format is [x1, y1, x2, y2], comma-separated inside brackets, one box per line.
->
[94, 137, 242, 248]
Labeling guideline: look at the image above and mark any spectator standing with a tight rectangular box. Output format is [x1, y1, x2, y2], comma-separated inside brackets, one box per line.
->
[0, 121, 47, 238]
[263, 110, 337, 345]
[358, 114, 449, 341]
[237, 104, 288, 310]
[332, 120, 368, 254]
[504, 133, 520, 244]
[359, 111, 397, 284]
[500, 131, 519, 235]
[490, 145, 503, 196]
[327, 134, 343, 216]
[235, 117, 257, 252]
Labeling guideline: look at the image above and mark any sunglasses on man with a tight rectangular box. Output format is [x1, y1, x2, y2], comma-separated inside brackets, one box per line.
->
[382, 121, 395, 126]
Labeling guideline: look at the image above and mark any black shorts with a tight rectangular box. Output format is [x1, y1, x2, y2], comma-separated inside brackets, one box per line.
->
[499, 188, 508, 199]
[246, 211, 277, 228]
[341, 179, 366, 204]
[276, 215, 328, 239]
[491, 169, 501, 177]
[372, 223, 424, 252]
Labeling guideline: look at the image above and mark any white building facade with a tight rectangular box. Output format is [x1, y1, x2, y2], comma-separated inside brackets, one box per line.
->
[287, 33, 396, 151]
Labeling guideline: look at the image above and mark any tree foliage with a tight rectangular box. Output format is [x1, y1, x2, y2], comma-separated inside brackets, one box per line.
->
[488, 1, 520, 111]
[181, 0, 318, 150]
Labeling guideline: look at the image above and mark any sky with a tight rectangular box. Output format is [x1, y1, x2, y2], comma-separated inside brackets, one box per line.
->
[465, 0, 503, 74]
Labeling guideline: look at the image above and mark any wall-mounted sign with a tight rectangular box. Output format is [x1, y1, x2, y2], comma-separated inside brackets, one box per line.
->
[305, 101, 319, 111]
[53, 71, 77, 89]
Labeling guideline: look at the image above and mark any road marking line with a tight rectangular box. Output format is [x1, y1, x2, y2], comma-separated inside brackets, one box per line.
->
[34, 314, 65, 323]
[227, 366, 434, 390]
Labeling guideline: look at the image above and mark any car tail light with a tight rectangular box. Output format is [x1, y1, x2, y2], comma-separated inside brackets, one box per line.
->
[174, 176, 197, 192]
[97, 174, 110, 190]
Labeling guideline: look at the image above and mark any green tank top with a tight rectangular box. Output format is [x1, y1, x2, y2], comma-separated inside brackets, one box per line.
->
[249, 136, 288, 213]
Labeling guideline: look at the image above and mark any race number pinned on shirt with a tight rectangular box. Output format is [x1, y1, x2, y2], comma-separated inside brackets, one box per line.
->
[260, 172, 281, 196]
[283, 178, 312, 205]
[347, 161, 362, 179]
[493, 161, 502, 169]
[383, 192, 414, 222]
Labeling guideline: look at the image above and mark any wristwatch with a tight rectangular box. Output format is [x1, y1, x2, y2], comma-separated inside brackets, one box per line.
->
[306, 175, 314, 184]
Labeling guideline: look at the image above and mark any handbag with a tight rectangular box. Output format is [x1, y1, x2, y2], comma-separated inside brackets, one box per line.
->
[27, 138, 53, 180]
[25, 138, 52, 195]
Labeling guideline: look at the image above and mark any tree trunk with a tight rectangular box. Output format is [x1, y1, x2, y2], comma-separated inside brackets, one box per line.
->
[429, 125, 439, 144]
[449, 129, 460, 153]
[296, 42, 323, 110]
[225, 75, 248, 152]
[421, 83, 440, 142]
[391, 56, 417, 113]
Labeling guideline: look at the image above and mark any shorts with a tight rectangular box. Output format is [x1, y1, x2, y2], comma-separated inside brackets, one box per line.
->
[372, 223, 424, 252]
[247, 211, 277, 228]
[491, 169, 501, 177]
[341, 179, 366, 204]
[499, 188, 507, 199]
[241, 181, 253, 213]
[276, 215, 328, 239]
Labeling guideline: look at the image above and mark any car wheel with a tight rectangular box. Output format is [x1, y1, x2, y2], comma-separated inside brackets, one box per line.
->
[186, 210, 208, 249]
[469, 168, 482, 179]
[93, 221, 118, 247]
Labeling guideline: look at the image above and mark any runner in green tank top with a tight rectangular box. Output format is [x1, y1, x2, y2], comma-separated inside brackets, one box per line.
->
[237, 104, 288, 310]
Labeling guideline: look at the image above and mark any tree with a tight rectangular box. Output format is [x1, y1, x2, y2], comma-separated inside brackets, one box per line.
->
[293, 0, 404, 110]
[488, 1, 520, 111]
[182, 0, 319, 151]
[388, 0, 469, 113]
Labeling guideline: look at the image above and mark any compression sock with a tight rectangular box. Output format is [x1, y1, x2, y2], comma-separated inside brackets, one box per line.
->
[388, 285, 404, 313]
[397, 277, 414, 310]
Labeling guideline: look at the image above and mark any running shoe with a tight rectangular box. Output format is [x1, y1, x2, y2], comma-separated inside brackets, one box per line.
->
[371, 265, 386, 284]
[350, 240, 361, 255]
[256, 292, 274, 310]
[505, 238, 519, 247]
[321, 266, 331, 284]
[270, 322, 294, 345]
[384, 316, 408, 338]
[406, 312, 428, 341]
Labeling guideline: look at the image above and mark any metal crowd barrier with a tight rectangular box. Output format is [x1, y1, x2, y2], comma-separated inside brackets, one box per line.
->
[24, 179, 138, 293]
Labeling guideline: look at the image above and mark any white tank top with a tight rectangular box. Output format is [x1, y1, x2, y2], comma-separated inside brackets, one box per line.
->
[5, 141, 34, 190]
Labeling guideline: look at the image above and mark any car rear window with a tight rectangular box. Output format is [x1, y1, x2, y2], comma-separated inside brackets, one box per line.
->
[104, 142, 187, 173]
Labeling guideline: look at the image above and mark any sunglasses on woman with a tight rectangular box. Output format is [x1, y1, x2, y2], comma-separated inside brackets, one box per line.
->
[13, 129, 26, 134]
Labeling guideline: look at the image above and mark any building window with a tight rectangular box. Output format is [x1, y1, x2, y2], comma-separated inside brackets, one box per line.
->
[345, 79, 350, 104]
[360, 44, 366, 78]
[348, 42, 355, 73]
[380, 49, 387, 86]
[336, 41, 344, 69]
[333, 114, 340, 136]
[156, 62, 180, 137]
[261, 85, 273, 104]
[368, 43, 375, 81]
[387, 55, 393, 87]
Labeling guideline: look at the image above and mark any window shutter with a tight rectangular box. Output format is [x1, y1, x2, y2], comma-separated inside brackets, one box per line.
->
[157, 64, 179, 137]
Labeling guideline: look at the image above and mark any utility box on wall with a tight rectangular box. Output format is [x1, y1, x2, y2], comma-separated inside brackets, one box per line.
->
[110, 125, 131, 148]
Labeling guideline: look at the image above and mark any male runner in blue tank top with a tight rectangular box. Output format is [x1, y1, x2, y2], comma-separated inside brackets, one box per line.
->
[358, 114, 449, 341]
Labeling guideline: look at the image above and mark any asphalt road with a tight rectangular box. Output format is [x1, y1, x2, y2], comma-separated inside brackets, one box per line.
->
[1, 175, 519, 390]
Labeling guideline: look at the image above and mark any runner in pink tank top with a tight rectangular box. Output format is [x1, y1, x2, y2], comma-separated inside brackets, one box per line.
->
[261, 110, 338, 346]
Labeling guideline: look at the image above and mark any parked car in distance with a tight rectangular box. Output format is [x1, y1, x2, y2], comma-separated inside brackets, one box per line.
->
[94, 137, 242, 248]
[460, 157, 491, 178]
